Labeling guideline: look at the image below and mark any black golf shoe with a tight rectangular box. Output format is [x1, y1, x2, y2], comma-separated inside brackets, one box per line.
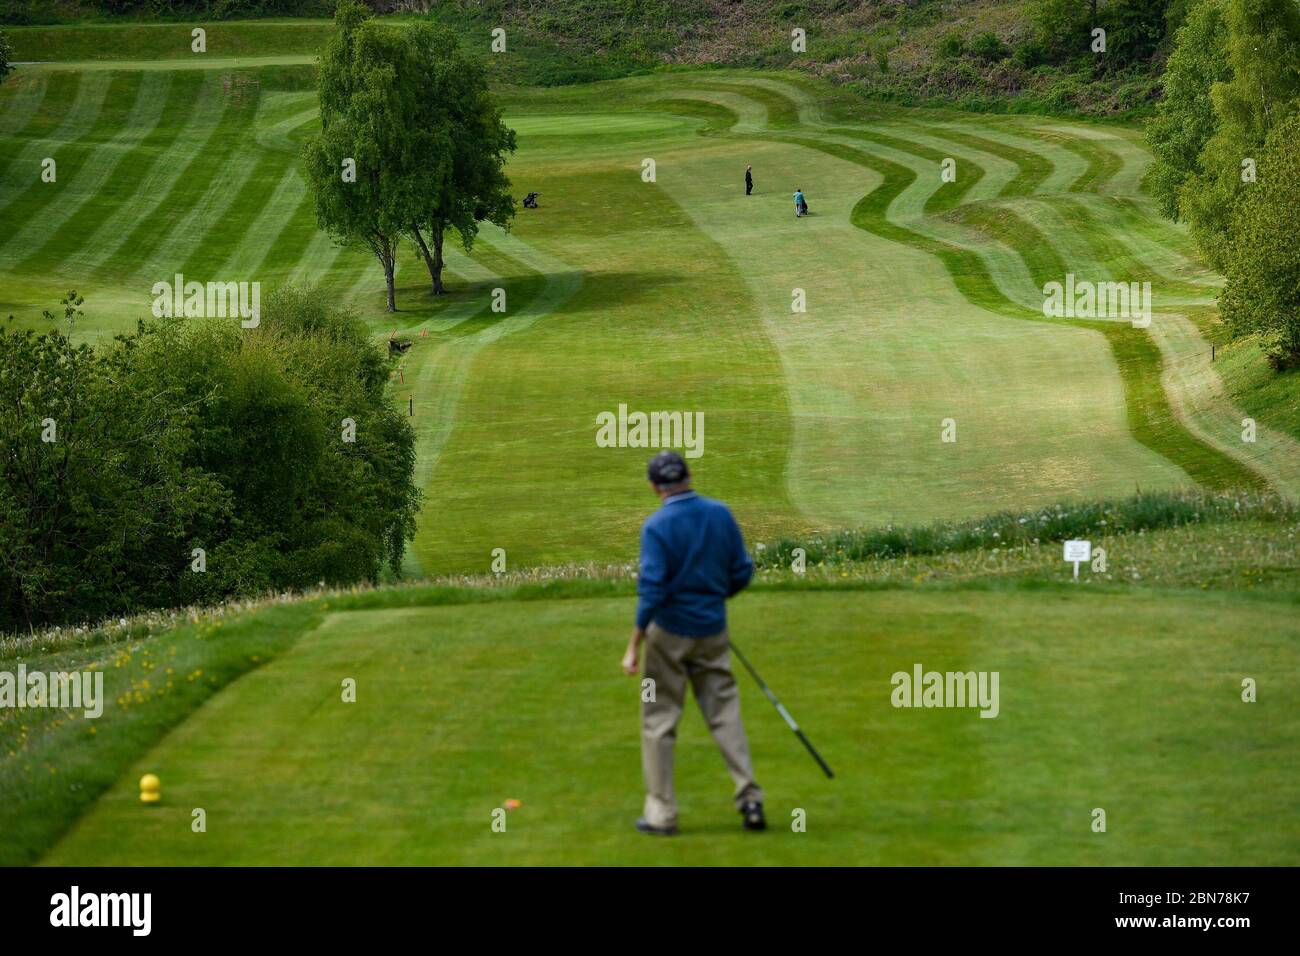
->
[740, 801, 766, 831]
[635, 817, 678, 837]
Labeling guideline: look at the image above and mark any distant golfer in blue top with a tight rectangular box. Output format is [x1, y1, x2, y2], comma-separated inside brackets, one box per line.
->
[622, 451, 764, 836]
[794, 188, 807, 217]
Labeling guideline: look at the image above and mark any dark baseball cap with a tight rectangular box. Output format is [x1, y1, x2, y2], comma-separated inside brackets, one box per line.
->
[647, 451, 690, 486]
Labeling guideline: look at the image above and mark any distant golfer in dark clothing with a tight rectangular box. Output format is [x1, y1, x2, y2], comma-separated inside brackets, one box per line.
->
[745, 164, 753, 195]
[622, 451, 764, 835]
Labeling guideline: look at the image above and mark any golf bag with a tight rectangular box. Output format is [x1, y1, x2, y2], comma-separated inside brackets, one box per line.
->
[523, 192, 540, 209]
[799, 198, 809, 216]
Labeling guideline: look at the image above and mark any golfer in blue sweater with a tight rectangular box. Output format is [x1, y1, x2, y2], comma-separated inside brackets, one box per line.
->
[622, 451, 764, 835]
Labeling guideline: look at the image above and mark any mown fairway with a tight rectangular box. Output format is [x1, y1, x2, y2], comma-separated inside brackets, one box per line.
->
[35, 586, 1300, 866]
[3, 56, 1295, 580]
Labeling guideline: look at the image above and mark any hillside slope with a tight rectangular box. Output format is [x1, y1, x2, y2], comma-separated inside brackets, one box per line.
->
[3, 0, 1166, 116]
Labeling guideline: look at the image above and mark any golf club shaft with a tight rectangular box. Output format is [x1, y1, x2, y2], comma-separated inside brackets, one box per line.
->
[730, 640, 834, 779]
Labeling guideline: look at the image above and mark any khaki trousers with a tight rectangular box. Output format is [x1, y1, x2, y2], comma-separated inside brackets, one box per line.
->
[641, 622, 762, 828]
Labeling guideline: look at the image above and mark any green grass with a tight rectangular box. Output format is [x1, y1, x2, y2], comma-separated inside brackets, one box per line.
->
[4, 561, 1296, 866]
[4, 62, 1293, 575]
[4, 497, 1297, 866]
[4, 20, 333, 62]
[1213, 330, 1300, 444]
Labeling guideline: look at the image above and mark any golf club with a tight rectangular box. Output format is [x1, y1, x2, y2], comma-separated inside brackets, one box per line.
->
[729, 639, 834, 779]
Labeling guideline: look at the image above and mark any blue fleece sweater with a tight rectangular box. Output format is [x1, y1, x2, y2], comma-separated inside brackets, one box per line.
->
[636, 491, 754, 637]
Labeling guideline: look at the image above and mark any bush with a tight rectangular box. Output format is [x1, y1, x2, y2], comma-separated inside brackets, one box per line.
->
[1012, 39, 1048, 69]
[1044, 74, 1084, 111]
[0, 288, 419, 630]
[938, 32, 965, 59]
[0, 302, 232, 630]
[968, 31, 1008, 63]
[1262, 333, 1300, 371]
[1114, 76, 1158, 110]
[1032, 0, 1091, 60]
[1098, 0, 1171, 67]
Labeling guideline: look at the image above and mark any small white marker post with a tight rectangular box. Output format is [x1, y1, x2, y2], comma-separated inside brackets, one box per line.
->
[1063, 540, 1091, 582]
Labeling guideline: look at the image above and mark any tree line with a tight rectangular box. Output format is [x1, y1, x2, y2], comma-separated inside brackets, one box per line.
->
[303, 0, 517, 311]
[1147, 0, 1300, 369]
[1026, 0, 1184, 70]
[0, 289, 420, 631]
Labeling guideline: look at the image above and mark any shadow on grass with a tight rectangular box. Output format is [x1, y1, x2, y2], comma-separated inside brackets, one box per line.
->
[549, 269, 688, 317]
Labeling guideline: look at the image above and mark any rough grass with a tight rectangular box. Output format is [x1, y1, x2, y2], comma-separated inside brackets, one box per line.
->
[754, 488, 1297, 566]
[1214, 331, 1300, 444]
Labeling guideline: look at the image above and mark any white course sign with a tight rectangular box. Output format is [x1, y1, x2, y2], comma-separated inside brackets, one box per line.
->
[1063, 540, 1091, 580]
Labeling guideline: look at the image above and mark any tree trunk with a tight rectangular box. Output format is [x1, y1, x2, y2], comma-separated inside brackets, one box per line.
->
[411, 224, 445, 296]
[432, 225, 445, 295]
[378, 241, 397, 312]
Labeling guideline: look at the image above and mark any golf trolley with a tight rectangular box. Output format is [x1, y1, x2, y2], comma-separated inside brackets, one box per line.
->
[523, 191, 540, 209]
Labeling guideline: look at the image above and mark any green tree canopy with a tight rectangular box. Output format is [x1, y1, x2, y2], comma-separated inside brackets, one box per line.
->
[1178, 0, 1300, 268]
[303, 0, 428, 311]
[303, 3, 517, 305]
[0, 288, 419, 631]
[1032, 0, 1174, 69]
[1218, 111, 1300, 368]
[1147, 0, 1300, 365]
[405, 21, 517, 296]
[0, 30, 13, 85]
[1145, 0, 1231, 221]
